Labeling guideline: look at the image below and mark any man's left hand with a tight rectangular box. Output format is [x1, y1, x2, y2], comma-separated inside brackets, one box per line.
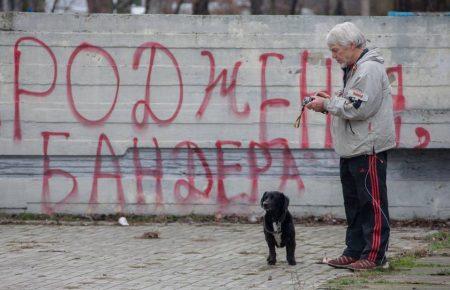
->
[306, 96, 327, 112]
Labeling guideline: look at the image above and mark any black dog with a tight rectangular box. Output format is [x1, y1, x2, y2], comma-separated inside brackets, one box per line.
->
[260, 191, 296, 265]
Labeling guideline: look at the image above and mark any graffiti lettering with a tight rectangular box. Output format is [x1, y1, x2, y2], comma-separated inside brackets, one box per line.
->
[133, 137, 164, 208]
[132, 42, 183, 127]
[173, 141, 213, 203]
[67, 43, 120, 126]
[89, 133, 125, 212]
[1, 35, 434, 213]
[41, 132, 78, 214]
[196, 51, 250, 118]
[259, 52, 289, 142]
[14, 37, 57, 140]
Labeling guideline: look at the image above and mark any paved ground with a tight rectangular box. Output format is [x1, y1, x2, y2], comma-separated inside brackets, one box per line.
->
[0, 223, 433, 290]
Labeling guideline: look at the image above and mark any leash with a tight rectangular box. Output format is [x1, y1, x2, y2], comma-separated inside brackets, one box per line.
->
[294, 96, 327, 128]
[263, 221, 281, 235]
[293, 106, 306, 128]
[263, 220, 283, 247]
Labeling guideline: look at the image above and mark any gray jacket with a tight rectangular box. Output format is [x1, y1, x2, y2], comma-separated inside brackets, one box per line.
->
[324, 49, 396, 158]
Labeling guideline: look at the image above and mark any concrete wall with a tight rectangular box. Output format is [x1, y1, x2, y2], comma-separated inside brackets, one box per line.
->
[0, 13, 449, 219]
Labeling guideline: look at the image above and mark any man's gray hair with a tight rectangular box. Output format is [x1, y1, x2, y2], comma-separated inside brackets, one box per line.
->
[326, 22, 366, 48]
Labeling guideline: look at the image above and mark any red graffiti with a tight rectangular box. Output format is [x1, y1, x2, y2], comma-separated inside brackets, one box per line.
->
[196, 50, 250, 118]
[89, 133, 125, 212]
[132, 42, 183, 127]
[414, 127, 431, 148]
[41, 132, 78, 215]
[324, 58, 333, 148]
[5, 35, 437, 213]
[133, 137, 164, 208]
[267, 138, 305, 193]
[14, 37, 57, 141]
[299, 51, 333, 148]
[67, 43, 120, 126]
[215, 140, 243, 205]
[173, 141, 213, 203]
[386, 65, 430, 148]
[386, 65, 406, 113]
[248, 141, 272, 203]
[259, 52, 290, 142]
[386, 65, 406, 146]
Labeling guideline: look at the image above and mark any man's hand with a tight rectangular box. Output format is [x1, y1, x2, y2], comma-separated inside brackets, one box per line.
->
[305, 97, 325, 112]
[316, 91, 330, 99]
[305, 91, 330, 112]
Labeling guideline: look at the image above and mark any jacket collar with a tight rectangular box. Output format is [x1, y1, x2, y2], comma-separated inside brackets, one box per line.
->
[342, 48, 369, 87]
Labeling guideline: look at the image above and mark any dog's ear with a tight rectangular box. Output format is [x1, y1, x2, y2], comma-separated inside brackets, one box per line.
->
[283, 194, 290, 213]
[260, 191, 268, 207]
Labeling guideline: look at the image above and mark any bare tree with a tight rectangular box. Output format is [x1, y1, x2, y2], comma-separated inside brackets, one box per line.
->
[361, 0, 370, 15]
[325, 0, 331, 15]
[87, 0, 113, 13]
[144, 0, 167, 14]
[334, 0, 344, 15]
[38, 0, 46, 11]
[289, 0, 298, 14]
[115, 0, 133, 13]
[174, 0, 184, 14]
[27, 0, 44, 11]
[250, 0, 262, 14]
[51, 0, 58, 12]
[2, 0, 44, 12]
[1, 0, 11, 11]
[192, 0, 208, 15]
[13, 0, 22, 11]
[395, 0, 409, 11]
[396, 0, 450, 12]
[269, 0, 276, 14]
[427, 0, 450, 11]
[250, 0, 300, 15]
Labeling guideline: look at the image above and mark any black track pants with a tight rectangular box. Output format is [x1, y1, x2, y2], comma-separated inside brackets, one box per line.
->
[340, 151, 390, 265]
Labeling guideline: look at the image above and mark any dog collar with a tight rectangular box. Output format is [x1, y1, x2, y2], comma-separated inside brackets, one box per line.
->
[273, 222, 282, 247]
[264, 221, 282, 247]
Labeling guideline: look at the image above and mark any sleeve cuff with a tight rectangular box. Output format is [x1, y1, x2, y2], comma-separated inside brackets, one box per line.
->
[323, 98, 331, 111]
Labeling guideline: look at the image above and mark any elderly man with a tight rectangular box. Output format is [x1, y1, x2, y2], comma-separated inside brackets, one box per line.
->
[306, 22, 395, 271]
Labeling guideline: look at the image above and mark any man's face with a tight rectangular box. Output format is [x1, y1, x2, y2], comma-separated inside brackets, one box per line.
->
[329, 43, 355, 68]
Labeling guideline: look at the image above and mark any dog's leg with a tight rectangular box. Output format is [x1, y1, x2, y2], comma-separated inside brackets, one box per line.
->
[267, 244, 277, 265]
[286, 241, 296, 265]
[266, 236, 277, 265]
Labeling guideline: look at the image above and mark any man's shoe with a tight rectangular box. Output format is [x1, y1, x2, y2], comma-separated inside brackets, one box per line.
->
[327, 255, 358, 269]
[346, 259, 377, 271]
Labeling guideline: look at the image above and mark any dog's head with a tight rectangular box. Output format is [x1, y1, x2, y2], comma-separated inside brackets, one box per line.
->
[260, 191, 289, 213]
